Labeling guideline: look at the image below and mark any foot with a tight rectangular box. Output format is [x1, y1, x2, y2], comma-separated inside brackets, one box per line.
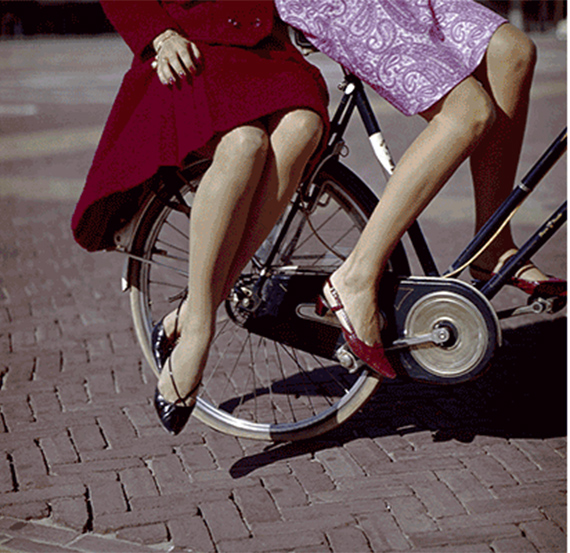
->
[471, 248, 566, 297]
[156, 324, 211, 405]
[321, 275, 396, 379]
[154, 353, 201, 435]
[322, 273, 383, 348]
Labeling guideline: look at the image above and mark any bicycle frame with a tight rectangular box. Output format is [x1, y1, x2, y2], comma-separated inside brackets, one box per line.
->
[258, 71, 567, 304]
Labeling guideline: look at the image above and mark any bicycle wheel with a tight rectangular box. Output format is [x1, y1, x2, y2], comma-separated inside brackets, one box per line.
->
[128, 158, 409, 441]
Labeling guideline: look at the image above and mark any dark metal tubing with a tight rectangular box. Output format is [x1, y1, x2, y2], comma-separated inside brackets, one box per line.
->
[447, 128, 567, 276]
[481, 201, 567, 299]
[353, 82, 440, 276]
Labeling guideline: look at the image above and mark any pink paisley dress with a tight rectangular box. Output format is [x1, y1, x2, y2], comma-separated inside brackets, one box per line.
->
[275, 0, 506, 116]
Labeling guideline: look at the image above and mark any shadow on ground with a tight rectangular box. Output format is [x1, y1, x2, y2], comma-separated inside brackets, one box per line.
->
[230, 316, 567, 478]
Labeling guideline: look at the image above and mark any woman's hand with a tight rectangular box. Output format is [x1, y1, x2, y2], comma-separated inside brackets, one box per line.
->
[151, 29, 202, 85]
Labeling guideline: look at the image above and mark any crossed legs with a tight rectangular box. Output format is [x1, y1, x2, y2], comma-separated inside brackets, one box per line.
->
[157, 109, 323, 403]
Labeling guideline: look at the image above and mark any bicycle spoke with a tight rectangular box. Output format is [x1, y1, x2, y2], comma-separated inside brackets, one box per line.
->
[131, 165, 387, 440]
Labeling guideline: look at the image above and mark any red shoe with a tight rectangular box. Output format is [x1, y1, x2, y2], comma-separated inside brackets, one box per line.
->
[472, 250, 566, 298]
[317, 279, 396, 379]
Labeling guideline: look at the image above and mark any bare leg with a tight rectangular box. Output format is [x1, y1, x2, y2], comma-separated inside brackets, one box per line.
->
[221, 109, 324, 299]
[469, 23, 542, 276]
[158, 124, 269, 402]
[159, 110, 323, 401]
[327, 77, 496, 346]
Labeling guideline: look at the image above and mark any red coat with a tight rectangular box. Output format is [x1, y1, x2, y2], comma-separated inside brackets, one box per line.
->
[71, 1, 329, 252]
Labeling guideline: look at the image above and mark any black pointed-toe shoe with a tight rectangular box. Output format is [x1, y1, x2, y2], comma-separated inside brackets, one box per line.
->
[154, 386, 198, 435]
[154, 356, 200, 435]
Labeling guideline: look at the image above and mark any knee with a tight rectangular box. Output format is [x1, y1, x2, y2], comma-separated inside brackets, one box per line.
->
[222, 125, 269, 164]
[283, 110, 324, 150]
[492, 25, 537, 81]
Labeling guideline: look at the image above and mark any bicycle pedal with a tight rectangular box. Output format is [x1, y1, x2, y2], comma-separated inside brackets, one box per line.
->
[296, 303, 341, 328]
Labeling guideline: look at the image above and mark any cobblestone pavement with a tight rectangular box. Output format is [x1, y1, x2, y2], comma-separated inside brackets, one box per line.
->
[0, 31, 566, 552]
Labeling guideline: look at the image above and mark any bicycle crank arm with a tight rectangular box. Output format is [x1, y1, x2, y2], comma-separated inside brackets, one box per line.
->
[386, 327, 451, 351]
[496, 295, 566, 319]
[336, 327, 451, 373]
[297, 303, 450, 349]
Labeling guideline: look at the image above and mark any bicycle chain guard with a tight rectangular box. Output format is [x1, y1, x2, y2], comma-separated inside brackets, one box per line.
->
[227, 273, 502, 385]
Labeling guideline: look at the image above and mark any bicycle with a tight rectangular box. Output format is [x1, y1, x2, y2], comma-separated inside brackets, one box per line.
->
[113, 31, 567, 442]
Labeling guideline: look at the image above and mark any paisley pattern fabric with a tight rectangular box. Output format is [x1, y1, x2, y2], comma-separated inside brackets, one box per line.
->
[275, 0, 506, 115]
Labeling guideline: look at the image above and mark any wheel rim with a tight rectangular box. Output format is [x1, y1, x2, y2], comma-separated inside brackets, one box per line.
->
[129, 167, 388, 440]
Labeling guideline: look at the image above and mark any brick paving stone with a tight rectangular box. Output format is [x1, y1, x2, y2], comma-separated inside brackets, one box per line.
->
[79, 436, 175, 463]
[436, 508, 543, 532]
[39, 431, 79, 467]
[87, 472, 127, 517]
[199, 499, 250, 542]
[491, 536, 540, 553]
[0, 517, 77, 547]
[484, 442, 543, 481]
[335, 475, 413, 496]
[0, 455, 14, 494]
[356, 511, 411, 551]
[315, 447, 366, 480]
[513, 439, 566, 472]
[493, 480, 566, 503]
[380, 456, 463, 476]
[205, 432, 244, 467]
[0, 502, 50, 521]
[250, 514, 356, 539]
[71, 533, 164, 553]
[123, 490, 204, 515]
[0, 537, 82, 553]
[461, 455, 518, 488]
[216, 529, 327, 553]
[434, 468, 494, 504]
[8, 443, 50, 490]
[465, 495, 565, 517]
[342, 438, 393, 474]
[122, 403, 159, 437]
[27, 389, 63, 420]
[278, 503, 358, 526]
[66, 423, 107, 456]
[262, 474, 308, 510]
[541, 503, 566, 530]
[93, 502, 196, 533]
[119, 466, 159, 501]
[410, 480, 466, 519]
[387, 495, 437, 535]
[233, 484, 281, 525]
[411, 544, 493, 552]
[168, 515, 216, 551]
[52, 457, 146, 477]
[49, 495, 89, 532]
[55, 381, 91, 412]
[326, 524, 370, 553]
[409, 524, 522, 549]
[115, 522, 170, 546]
[288, 457, 335, 497]
[520, 519, 567, 552]
[147, 455, 192, 495]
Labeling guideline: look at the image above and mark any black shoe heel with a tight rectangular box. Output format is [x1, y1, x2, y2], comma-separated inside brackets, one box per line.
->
[151, 318, 172, 372]
[152, 288, 188, 373]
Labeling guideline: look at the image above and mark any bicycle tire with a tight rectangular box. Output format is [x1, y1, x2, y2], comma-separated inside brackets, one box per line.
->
[127, 158, 409, 441]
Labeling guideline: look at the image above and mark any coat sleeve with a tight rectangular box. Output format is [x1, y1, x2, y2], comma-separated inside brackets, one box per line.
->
[100, 0, 184, 59]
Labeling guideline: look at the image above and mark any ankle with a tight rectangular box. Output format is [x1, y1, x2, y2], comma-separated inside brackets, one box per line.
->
[332, 264, 377, 300]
